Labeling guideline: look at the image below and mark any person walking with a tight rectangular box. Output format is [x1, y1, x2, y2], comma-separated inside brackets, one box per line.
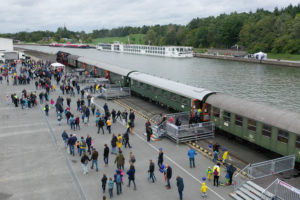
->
[101, 174, 108, 193]
[111, 134, 117, 154]
[97, 117, 105, 134]
[79, 137, 87, 156]
[90, 148, 99, 172]
[213, 163, 221, 187]
[176, 176, 184, 200]
[68, 134, 76, 156]
[115, 150, 125, 170]
[226, 163, 236, 185]
[61, 130, 69, 148]
[129, 152, 136, 165]
[91, 103, 96, 115]
[81, 152, 90, 175]
[86, 135, 92, 155]
[44, 104, 50, 116]
[103, 144, 109, 165]
[164, 164, 172, 189]
[116, 134, 123, 151]
[188, 147, 197, 168]
[108, 177, 114, 198]
[123, 131, 132, 148]
[106, 118, 112, 134]
[158, 148, 164, 169]
[127, 164, 136, 190]
[148, 160, 155, 183]
[114, 170, 122, 195]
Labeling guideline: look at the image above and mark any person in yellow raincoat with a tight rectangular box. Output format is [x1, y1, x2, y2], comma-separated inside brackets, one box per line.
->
[116, 133, 123, 151]
[206, 167, 212, 180]
[53, 83, 56, 91]
[201, 182, 207, 198]
[222, 148, 228, 164]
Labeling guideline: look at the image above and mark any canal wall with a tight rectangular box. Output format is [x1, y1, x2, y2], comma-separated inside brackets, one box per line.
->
[194, 53, 300, 68]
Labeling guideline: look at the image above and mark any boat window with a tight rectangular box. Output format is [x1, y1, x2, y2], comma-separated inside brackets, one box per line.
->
[213, 107, 220, 118]
[296, 136, 300, 148]
[277, 130, 289, 143]
[247, 119, 256, 132]
[262, 124, 272, 137]
[235, 114, 243, 127]
[223, 111, 231, 122]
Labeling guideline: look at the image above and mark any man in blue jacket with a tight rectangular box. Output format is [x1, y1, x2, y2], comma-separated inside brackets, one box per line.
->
[187, 148, 197, 168]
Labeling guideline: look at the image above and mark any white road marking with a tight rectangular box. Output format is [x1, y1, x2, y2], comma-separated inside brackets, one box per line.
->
[0, 128, 49, 138]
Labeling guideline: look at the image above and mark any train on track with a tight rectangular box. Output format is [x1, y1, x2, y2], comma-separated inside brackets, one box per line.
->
[56, 51, 300, 164]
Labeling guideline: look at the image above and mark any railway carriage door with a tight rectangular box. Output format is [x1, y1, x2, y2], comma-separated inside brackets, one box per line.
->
[191, 99, 210, 122]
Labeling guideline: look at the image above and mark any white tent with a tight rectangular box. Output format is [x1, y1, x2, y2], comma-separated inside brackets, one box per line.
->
[50, 62, 65, 71]
[254, 51, 267, 60]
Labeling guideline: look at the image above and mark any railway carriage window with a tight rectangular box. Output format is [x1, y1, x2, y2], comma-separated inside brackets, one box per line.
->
[262, 124, 272, 137]
[213, 107, 220, 118]
[296, 136, 300, 148]
[247, 119, 256, 132]
[235, 115, 243, 127]
[223, 111, 231, 122]
[277, 130, 289, 143]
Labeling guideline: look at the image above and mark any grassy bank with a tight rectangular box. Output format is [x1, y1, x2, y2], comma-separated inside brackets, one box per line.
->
[267, 53, 300, 61]
[91, 34, 145, 45]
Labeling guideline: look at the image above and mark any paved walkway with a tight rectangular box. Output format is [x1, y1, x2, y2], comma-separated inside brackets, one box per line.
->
[0, 65, 235, 200]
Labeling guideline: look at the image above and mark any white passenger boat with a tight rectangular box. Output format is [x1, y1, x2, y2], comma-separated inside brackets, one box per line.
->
[96, 42, 193, 58]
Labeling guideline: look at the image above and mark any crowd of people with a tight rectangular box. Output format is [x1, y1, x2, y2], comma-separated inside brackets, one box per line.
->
[3, 57, 235, 200]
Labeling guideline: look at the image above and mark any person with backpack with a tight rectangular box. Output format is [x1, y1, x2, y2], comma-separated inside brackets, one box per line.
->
[127, 164, 136, 190]
[111, 134, 117, 154]
[108, 177, 114, 198]
[81, 152, 90, 175]
[44, 104, 50, 116]
[79, 137, 87, 156]
[103, 144, 109, 165]
[226, 163, 236, 185]
[213, 163, 221, 187]
[97, 117, 105, 134]
[114, 170, 122, 195]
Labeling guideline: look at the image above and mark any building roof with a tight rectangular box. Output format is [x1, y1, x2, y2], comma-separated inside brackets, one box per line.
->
[129, 72, 214, 101]
[77, 57, 132, 77]
[206, 93, 300, 134]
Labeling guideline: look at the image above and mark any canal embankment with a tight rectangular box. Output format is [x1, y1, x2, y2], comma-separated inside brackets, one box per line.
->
[194, 53, 300, 68]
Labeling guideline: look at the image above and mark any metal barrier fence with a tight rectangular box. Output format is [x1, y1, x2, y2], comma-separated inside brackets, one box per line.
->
[101, 87, 131, 100]
[262, 178, 300, 200]
[165, 121, 215, 143]
[165, 112, 190, 124]
[234, 155, 296, 191]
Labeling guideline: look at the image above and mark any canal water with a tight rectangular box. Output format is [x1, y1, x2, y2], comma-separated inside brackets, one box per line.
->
[17, 45, 300, 113]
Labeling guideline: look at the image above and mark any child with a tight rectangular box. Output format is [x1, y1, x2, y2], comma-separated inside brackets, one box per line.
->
[101, 174, 107, 193]
[225, 172, 230, 186]
[75, 141, 80, 155]
[206, 167, 212, 181]
[108, 177, 114, 198]
[201, 182, 207, 199]
[50, 99, 55, 108]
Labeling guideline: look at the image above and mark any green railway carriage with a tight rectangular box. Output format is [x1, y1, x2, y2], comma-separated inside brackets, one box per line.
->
[206, 93, 300, 163]
[128, 72, 214, 113]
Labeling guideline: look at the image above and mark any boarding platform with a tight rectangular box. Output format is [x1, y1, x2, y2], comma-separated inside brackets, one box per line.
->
[96, 84, 131, 100]
[152, 112, 215, 143]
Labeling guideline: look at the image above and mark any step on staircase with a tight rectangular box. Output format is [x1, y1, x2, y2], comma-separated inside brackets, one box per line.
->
[229, 181, 275, 200]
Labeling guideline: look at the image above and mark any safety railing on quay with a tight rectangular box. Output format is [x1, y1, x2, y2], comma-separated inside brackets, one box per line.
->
[261, 178, 300, 200]
[101, 87, 131, 100]
[165, 121, 215, 144]
[233, 154, 296, 191]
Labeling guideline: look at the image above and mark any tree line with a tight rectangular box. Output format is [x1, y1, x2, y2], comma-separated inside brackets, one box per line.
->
[1, 4, 300, 54]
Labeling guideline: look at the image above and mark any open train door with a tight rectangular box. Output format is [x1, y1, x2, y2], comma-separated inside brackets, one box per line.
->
[191, 99, 210, 122]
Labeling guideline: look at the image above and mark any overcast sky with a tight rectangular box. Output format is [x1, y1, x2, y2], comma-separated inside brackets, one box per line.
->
[0, 0, 298, 33]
